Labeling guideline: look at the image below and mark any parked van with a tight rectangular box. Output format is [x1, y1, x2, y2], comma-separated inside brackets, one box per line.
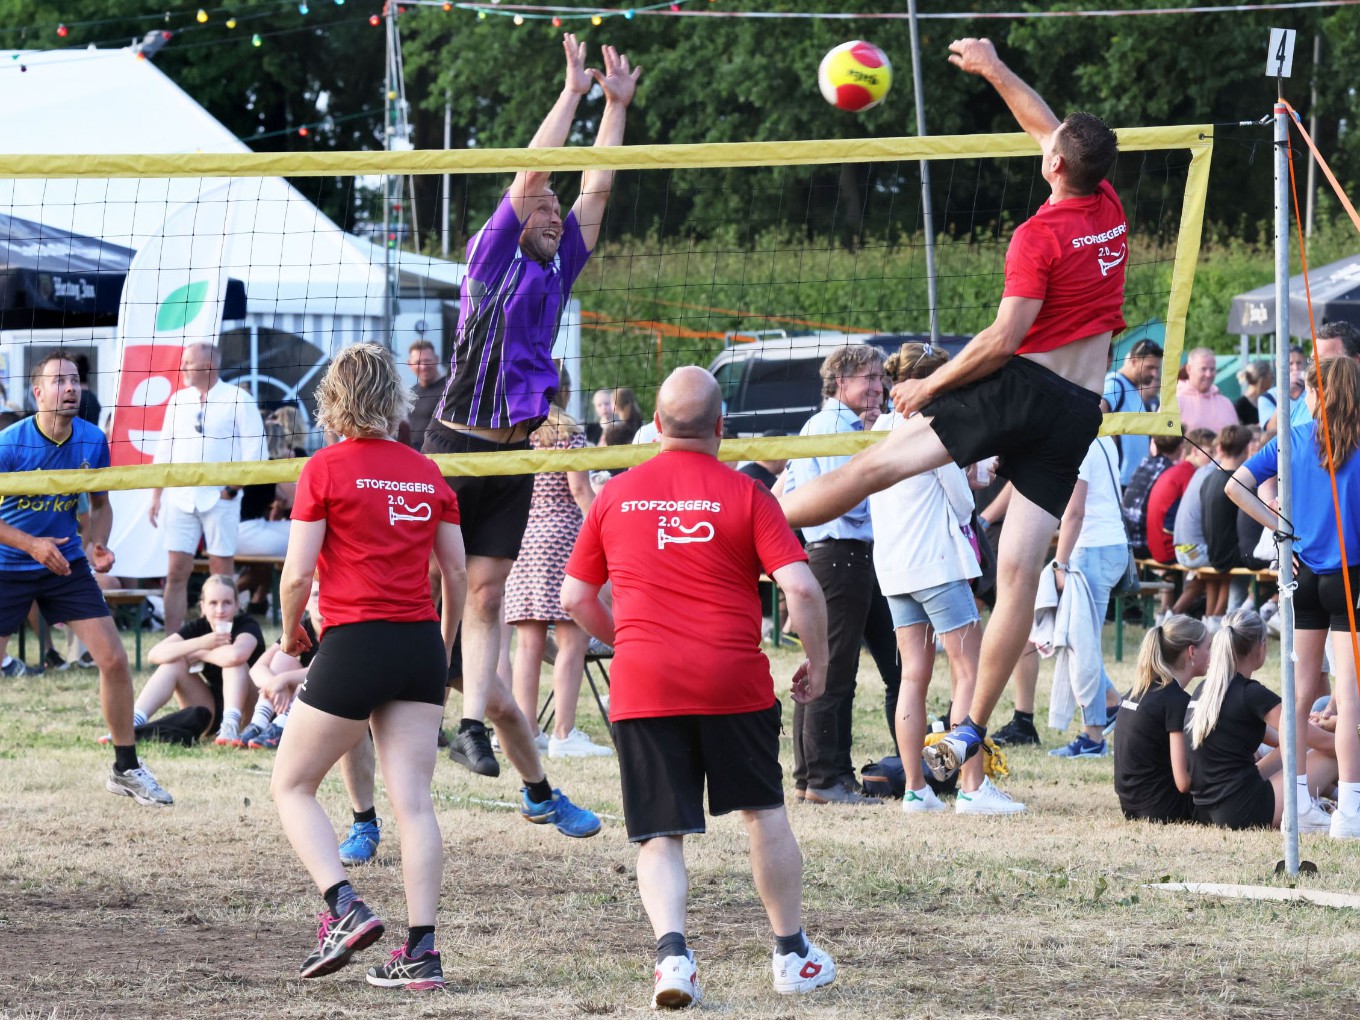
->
[709, 330, 971, 436]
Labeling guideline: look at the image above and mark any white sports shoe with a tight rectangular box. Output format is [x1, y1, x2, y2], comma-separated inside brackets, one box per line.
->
[1298, 797, 1333, 833]
[901, 786, 945, 813]
[955, 778, 1026, 815]
[106, 764, 174, 806]
[652, 950, 701, 1009]
[1329, 807, 1360, 840]
[772, 940, 836, 995]
[548, 728, 613, 758]
[214, 719, 240, 747]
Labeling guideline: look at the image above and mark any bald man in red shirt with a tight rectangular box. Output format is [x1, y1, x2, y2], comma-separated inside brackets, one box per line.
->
[781, 38, 1128, 789]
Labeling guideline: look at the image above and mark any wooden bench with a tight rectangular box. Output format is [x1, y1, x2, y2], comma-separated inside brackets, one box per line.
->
[193, 554, 287, 624]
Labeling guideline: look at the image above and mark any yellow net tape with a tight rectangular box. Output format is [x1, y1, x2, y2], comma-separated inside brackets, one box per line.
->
[0, 125, 1210, 494]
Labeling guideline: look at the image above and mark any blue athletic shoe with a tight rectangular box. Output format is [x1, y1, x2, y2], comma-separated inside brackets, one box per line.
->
[520, 787, 602, 839]
[236, 722, 267, 748]
[1048, 734, 1108, 758]
[248, 722, 285, 750]
[338, 818, 382, 865]
[922, 721, 985, 781]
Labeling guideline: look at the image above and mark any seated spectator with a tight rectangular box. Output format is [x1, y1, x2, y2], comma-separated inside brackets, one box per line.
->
[1146, 429, 1215, 619]
[1261, 344, 1307, 431]
[1121, 433, 1183, 558]
[1200, 424, 1253, 629]
[1234, 359, 1274, 426]
[241, 597, 320, 750]
[1176, 347, 1239, 434]
[1187, 608, 1334, 830]
[586, 388, 614, 445]
[609, 387, 644, 443]
[268, 405, 309, 455]
[129, 574, 265, 744]
[1114, 615, 1208, 823]
[237, 421, 299, 612]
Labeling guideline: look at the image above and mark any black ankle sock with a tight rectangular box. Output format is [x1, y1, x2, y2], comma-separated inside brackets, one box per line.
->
[353, 806, 378, 825]
[961, 715, 987, 739]
[406, 925, 435, 955]
[656, 931, 688, 964]
[113, 745, 139, 773]
[774, 928, 809, 957]
[1014, 711, 1035, 725]
[323, 881, 353, 918]
[458, 717, 484, 734]
[525, 778, 553, 804]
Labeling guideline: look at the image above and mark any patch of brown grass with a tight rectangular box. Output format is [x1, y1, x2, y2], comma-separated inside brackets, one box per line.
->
[1, 624, 1358, 1018]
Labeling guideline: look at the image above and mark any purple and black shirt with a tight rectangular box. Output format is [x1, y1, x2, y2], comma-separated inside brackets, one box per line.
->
[435, 194, 591, 430]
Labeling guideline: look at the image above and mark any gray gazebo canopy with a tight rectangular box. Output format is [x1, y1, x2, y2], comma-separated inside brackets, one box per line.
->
[1228, 253, 1360, 337]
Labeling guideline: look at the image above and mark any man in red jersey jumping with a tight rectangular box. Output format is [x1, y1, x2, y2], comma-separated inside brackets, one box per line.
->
[781, 38, 1128, 786]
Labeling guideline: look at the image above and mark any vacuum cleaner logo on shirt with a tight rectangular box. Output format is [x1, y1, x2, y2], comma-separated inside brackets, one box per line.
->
[388, 496, 433, 526]
[1071, 222, 1128, 278]
[657, 518, 716, 550]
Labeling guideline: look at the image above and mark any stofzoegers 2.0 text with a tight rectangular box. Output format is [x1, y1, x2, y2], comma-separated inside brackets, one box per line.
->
[620, 500, 723, 513]
[1071, 223, 1127, 249]
[355, 479, 438, 493]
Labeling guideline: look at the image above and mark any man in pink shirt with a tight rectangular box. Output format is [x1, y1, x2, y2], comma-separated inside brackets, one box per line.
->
[1176, 347, 1239, 433]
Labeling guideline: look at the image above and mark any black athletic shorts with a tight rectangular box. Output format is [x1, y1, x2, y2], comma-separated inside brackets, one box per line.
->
[422, 420, 533, 560]
[0, 558, 110, 635]
[297, 619, 447, 720]
[922, 356, 1104, 519]
[1201, 776, 1274, 831]
[614, 703, 785, 843]
[1293, 560, 1360, 632]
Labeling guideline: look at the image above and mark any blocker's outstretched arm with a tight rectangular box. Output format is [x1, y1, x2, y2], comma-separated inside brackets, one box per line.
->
[948, 38, 1059, 146]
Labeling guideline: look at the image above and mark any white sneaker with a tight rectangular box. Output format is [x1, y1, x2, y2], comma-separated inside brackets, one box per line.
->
[1298, 797, 1333, 833]
[532, 731, 549, 752]
[955, 777, 1026, 815]
[1329, 807, 1360, 840]
[901, 786, 945, 813]
[652, 950, 701, 1009]
[772, 940, 836, 994]
[106, 764, 174, 806]
[214, 720, 240, 747]
[548, 728, 614, 758]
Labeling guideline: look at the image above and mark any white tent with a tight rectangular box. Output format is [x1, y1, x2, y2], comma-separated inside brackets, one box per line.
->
[0, 47, 388, 359]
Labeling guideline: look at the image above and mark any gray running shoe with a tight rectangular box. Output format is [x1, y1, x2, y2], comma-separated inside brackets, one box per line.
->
[299, 901, 385, 979]
[106, 764, 174, 806]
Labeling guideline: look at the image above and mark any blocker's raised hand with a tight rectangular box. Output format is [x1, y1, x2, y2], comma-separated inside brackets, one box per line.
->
[592, 44, 641, 106]
[562, 32, 593, 96]
[947, 37, 1003, 77]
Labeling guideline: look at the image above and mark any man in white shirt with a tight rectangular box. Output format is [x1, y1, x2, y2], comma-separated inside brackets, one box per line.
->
[148, 343, 267, 633]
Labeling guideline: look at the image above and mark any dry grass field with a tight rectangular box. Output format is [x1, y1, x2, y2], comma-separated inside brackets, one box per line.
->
[2, 623, 1359, 1019]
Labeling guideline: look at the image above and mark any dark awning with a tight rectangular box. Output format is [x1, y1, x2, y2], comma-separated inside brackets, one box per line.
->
[1227, 253, 1360, 337]
[0, 213, 246, 330]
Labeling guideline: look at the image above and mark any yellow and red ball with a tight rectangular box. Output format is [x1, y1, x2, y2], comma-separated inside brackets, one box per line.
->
[818, 41, 892, 112]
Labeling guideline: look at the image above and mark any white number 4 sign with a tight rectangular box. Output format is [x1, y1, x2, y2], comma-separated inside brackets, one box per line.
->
[1267, 28, 1297, 78]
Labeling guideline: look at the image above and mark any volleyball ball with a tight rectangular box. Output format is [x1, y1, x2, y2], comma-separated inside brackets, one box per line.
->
[818, 41, 892, 112]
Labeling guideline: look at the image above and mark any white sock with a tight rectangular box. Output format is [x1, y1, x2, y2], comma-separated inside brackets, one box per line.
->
[1296, 774, 1311, 803]
[132, 710, 148, 728]
[275, 711, 289, 728]
[250, 700, 275, 729]
[222, 708, 242, 730]
[1340, 781, 1360, 816]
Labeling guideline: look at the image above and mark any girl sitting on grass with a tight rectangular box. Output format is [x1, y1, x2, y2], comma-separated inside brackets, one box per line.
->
[1113, 615, 1208, 823]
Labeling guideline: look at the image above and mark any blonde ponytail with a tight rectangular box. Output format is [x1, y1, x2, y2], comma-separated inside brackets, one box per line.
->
[1189, 608, 1266, 748]
[1131, 614, 1208, 700]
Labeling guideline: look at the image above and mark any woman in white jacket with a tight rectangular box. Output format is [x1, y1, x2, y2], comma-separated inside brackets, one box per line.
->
[870, 344, 1023, 816]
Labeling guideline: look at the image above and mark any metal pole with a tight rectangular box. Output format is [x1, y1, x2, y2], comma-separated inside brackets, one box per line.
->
[442, 91, 452, 259]
[382, 5, 396, 349]
[1305, 33, 1320, 239]
[906, 0, 939, 343]
[1274, 100, 1300, 877]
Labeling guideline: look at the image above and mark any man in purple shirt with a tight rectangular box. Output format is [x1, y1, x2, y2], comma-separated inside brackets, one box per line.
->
[425, 34, 640, 791]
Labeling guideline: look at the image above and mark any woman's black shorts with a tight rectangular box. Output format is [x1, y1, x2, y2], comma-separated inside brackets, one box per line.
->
[1200, 776, 1274, 831]
[1293, 560, 1360, 632]
[297, 620, 447, 720]
[613, 703, 785, 843]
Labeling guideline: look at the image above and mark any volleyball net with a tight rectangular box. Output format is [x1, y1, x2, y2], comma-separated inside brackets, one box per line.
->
[0, 125, 1211, 500]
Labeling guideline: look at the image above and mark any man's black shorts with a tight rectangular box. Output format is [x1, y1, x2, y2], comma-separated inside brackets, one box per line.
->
[422, 420, 533, 559]
[0, 558, 110, 636]
[922, 356, 1104, 519]
[614, 703, 785, 843]
[298, 620, 447, 720]
[1293, 560, 1360, 632]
